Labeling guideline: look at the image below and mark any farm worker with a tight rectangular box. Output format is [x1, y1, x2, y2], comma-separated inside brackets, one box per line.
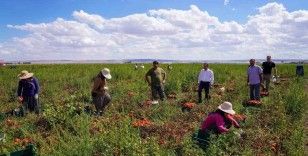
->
[247, 59, 263, 100]
[134, 64, 138, 70]
[17, 70, 40, 114]
[167, 64, 172, 71]
[296, 62, 304, 76]
[91, 68, 112, 116]
[145, 61, 166, 104]
[197, 63, 214, 103]
[196, 102, 240, 147]
[201, 102, 240, 134]
[262, 56, 277, 91]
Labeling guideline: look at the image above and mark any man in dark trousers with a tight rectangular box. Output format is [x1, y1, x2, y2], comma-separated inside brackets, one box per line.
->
[247, 59, 263, 100]
[197, 63, 214, 103]
[145, 61, 166, 104]
[262, 56, 277, 91]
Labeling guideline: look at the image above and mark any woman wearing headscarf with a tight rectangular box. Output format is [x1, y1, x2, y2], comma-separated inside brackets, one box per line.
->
[91, 68, 112, 116]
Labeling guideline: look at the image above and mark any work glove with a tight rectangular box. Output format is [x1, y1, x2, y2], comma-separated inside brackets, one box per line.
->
[34, 94, 39, 100]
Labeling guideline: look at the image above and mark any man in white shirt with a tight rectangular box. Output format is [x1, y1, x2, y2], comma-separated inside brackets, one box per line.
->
[198, 63, 214, 103]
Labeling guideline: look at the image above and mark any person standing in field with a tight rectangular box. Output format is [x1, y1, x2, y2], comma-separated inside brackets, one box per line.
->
[145, 61, 166, 104]
[247, 59, 263, 100]
[17, 70, 40, 114]
[197, 63, 214, 103]
[91, 68, 112, 116]
[262, 56, 277, 92]
[296, 61, 304, 76]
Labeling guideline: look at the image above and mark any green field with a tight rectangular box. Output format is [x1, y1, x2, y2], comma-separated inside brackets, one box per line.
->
[0, 64, 307, 155]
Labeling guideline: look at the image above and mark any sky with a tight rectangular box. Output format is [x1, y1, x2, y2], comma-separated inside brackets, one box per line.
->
[0, 0, 307, 61]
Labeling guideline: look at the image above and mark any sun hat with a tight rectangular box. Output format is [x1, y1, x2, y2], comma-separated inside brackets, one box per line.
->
[101, 68, 112, 80]
[17, 70, 34, 79]
[218, 101, 235, 115]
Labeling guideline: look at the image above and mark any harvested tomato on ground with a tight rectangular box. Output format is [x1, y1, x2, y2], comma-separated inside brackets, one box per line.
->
[260, 91, 269, 97]
[14, 138, 21, 145]
[233, 114, 247, 122]
[128, 112, 135, 118]
[212, 83, 223, 88]
[181, 102, 195, 112]
[226, 88, 235, 92]
[141, 100, 152, 107]
[90, 126, 103, 134]
[158, 139, 167, 145]
[270, 142, 278, 152]
[132, 118, 151, 127]
[14, 137, 33, 146]
[127, 91, 135, 97]
[268, 140, 280, 153]
[5, 119, 20, 128]
[167, 92, 177, 99]
[245, 100, 262, 106]
[182, 102, 195, 109]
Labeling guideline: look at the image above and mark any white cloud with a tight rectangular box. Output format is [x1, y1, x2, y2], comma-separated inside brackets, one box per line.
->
[0, 2, 308, 61]
[224, 0, 230, 6]
[73, 10, 105, 29]
[258, 2, 285, 16]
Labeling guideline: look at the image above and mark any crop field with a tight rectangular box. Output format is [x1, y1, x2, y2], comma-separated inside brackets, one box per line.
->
[0, 63, 307, 155]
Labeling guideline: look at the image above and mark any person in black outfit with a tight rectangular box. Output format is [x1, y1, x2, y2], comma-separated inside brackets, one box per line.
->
[296, 62, 304, 76]
[262, 56, 277, 91]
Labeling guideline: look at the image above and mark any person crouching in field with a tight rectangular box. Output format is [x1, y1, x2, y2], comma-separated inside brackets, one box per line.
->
[145, 61, 166, 104]
[197, 63, 214, 103]
[91, 68, 112, 116]
[247, 59, 263, 100]
[195, 102, 240, 148]
[262, 56, 277, 92]
[17, 70, 40, 114]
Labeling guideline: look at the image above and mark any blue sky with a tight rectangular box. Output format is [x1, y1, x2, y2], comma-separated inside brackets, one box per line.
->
[1, 0, 307, 42]
[0, 0, 307, 61]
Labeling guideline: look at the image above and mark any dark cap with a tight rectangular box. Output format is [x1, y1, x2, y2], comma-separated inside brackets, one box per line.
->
[153, 61, 159, 64]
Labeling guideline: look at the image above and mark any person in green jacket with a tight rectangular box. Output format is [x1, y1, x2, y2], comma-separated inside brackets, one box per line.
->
[145, 61, 166, 104]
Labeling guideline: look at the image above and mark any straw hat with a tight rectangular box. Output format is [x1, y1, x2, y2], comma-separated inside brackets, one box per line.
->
[17, 70, 33, 79]
[101, 68, 112, 79]
[218, 101, 235, 115]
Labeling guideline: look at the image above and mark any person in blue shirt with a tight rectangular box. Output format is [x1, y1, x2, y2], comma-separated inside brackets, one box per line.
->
[247, 59, 263, 100]
[17, 70, 40, 114]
